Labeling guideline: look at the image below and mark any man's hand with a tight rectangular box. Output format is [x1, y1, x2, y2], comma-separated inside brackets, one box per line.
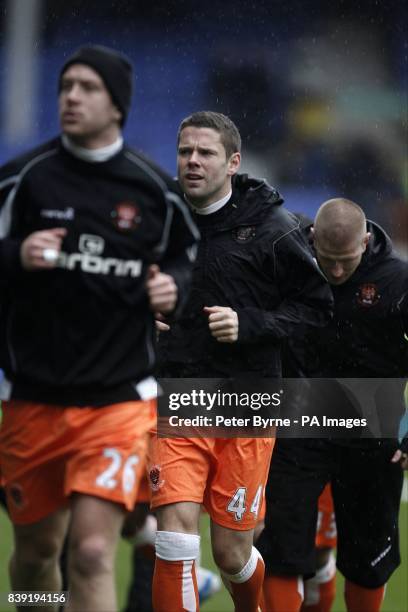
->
[391, 434, 408, 470]
[146, 264, 178, 314]
[20, 228, 67, 270]
[155, 313, 170, 333]
[204, 305, 239, 343]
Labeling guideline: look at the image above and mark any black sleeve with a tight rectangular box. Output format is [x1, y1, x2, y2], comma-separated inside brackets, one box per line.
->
[236, 230, 333, 344]
[397, 290, 408, 335]
[159, 192, 199, 319]
[0, 163, 25, 282]
[388, 262, 408, 336]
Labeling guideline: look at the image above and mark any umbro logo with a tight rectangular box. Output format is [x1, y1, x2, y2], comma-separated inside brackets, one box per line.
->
[40, 207, 75, 220]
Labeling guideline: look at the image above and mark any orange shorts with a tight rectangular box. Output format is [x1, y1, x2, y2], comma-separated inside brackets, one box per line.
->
[135, 468, 151, 504]
[149, 436, 274, 530]
[316, 483, 337, 548]
[134, 428, 156, 505]
[0, 399, 156, 524]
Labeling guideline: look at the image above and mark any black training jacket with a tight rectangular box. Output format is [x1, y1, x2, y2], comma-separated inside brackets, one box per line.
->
[158, 174, 333, 377]
[287, 221, 408, 378]
[0, 137, 198, 405]
[283, 221, 408, 438]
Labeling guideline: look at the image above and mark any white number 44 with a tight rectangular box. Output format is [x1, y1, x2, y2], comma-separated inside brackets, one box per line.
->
[227, 485, 263, 521]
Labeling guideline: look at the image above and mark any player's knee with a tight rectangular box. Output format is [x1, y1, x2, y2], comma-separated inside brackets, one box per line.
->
[212, 537, 252, 574]
[13, 535, 61, 575]
[69, 534, 113, 577]
[156, 503, 199, 533]
[155, 531, 200, 561]
[253, 519, 265, 543]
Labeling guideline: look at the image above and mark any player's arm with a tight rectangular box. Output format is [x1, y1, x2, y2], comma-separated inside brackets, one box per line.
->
[391, 378, 408, 470]
[1, 171, 67, 278]
[391, 432, 408, 470]
[0, 165, 25, 281]
[153, 192, 199, 319]
[396, 289, 408, 336]
[234, 232, 333, 344]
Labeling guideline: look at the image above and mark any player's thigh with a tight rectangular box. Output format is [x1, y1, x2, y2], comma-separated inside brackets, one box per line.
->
[205, 437, 273, 531]
[13, 506, 70, 561]
[257, 439, 329, 575]
[149, 436, 213, 510]
[156, 500, 202, 533]
[66, 400, 155, 512]
[333, 440, 403, 587]
[334, 441, 403, 540]
[68, 494, 126, 563]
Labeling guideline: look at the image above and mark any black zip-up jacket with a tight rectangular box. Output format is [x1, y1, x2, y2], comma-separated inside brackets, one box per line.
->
[286, 221, 408, 378]
[283, 221, 408, 438]
[159, 174, 333, 377]
[0, 137, 198, 406]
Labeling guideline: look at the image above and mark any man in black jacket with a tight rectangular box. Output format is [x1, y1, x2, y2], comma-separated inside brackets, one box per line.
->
[0, 45, 198, 611]
[150, 111, 333, 612]
[258, 198, 408, 612]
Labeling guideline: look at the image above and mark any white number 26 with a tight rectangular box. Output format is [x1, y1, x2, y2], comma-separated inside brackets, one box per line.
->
[95, 448, 140, 494]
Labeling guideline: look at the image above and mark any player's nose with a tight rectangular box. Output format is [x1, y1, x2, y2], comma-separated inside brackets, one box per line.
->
[331, 262, 344, 277]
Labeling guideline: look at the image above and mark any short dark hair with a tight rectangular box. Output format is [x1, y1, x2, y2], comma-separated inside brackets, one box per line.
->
[177, 111, 241, 158]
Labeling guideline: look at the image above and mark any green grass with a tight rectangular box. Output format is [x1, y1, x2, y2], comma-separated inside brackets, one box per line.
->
[0, 483, 407, 611]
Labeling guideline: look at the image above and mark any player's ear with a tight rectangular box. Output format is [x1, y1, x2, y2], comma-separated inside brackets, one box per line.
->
[227, 152, 241, 176]
[360, 231, 371, 253]
[112, 105, 122, 124]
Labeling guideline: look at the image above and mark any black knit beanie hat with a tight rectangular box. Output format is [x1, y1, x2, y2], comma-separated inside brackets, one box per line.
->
[59, 45, 133, 126]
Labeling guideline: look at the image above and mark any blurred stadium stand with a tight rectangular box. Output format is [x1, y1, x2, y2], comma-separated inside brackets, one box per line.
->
[0, 0, 406, 254]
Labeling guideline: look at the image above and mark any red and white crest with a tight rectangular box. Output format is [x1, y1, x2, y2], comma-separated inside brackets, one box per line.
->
[232, 225, 256, 243]
[356, 283, 380, 307]
[112, 202, 141, 231]
[149, 465, 165, 491]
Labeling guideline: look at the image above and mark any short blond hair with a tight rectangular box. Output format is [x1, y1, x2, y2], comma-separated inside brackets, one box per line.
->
[314, 198, 366, 246]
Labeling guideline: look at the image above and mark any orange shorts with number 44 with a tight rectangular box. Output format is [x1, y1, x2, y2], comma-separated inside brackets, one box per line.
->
[149, 435, 274, 530]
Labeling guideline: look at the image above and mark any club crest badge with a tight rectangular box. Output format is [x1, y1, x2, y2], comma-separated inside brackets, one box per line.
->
[149, 465, 165, 491]
[356, 283, 380, 307]
[111, 202, 141, 231]
[233, 226, 256, 243]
